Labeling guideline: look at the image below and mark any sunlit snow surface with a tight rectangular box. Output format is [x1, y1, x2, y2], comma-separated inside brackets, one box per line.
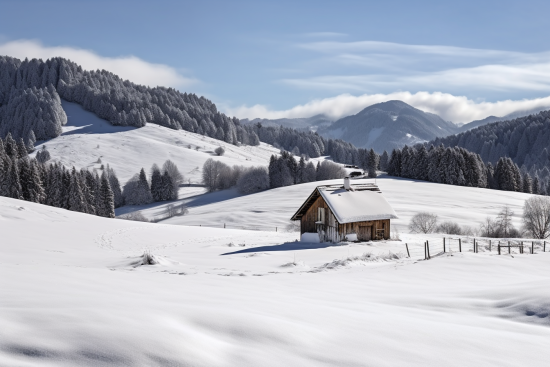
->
[1, 190, 550, 366]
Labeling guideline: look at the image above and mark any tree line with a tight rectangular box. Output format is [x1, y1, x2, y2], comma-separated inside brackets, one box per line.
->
[427, 109, 550, 181]
[202, 151, 349, 194]
[386, 144, 550, 195]
[0, 132, 117, 217]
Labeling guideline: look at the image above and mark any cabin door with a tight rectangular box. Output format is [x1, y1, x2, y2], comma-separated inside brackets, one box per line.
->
[358, 225, 372, 241]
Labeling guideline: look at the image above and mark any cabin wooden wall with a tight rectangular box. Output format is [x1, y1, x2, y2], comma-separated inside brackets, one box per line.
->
[300, 196, 391, 242]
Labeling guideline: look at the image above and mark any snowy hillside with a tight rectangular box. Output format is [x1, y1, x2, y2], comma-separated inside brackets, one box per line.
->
[2, 194, 550, 366]
[123, 175, 534, 233]
[34, 100, 281, 184]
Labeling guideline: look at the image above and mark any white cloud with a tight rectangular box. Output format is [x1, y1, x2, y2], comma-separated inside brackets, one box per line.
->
[289, 40, 550, 95]
[282, 61, 550, 93]
[0, 39, 197, 88]
[225, 92, 550, 124]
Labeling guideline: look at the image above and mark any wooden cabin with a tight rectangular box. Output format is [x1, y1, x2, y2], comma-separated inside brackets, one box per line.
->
[290, 178, 398, 243]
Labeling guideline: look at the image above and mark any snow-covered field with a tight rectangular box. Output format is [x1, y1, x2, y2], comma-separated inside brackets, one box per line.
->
[3, 100, 549, 366]
[2, 189, 550, 366]
[34, 100, 281, 184]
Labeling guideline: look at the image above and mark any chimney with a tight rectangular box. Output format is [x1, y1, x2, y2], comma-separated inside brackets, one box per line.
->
[344, 176, 351, 190]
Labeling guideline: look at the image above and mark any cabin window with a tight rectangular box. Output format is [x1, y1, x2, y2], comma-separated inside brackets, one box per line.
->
[317, 208, 325, 223]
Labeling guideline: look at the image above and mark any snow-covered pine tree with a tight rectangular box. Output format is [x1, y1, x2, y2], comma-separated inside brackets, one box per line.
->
[533, 175, 541, 195]
[161, 171, 176, 200]
[99, 172, 115, 218]
[68, 168, 86, 213]
[135, 168, 153, 205]
[3, 133, 18, 159]
[26, 130, 36, 152]
[379, 150, 389, 171]
[162, 160, 183, 197]
[297, 156, 306, 184]
[27, 159, 45, 203]
[105, 165, 123, 208]
[522, 172, 533, 193]
[150, 164, 163, 202]
[5, 157, 22, 199]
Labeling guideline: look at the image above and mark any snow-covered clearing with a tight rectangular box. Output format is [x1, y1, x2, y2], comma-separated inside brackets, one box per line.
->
[34, 100, 280, 184]
[1, 192, 550, 366]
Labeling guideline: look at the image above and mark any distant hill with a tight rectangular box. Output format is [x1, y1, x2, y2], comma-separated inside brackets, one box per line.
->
[428, 109, 550, 180]
[241, 114, 333, 131]
[317, 100, 458, 153]
[457, 105, 550, 133]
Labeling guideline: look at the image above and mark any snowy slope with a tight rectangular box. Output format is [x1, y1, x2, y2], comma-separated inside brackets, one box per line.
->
[1, 195, 550, 366]
[34, 100, 281, 184]
[140, 175, 534, 234]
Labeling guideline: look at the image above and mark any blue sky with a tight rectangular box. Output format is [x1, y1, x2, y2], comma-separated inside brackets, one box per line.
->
[2, 0, 550, 122]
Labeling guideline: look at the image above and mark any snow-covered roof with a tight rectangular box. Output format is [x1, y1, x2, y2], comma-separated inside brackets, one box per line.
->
[319, 188, 398, 224]
[290, 183, 398, 223]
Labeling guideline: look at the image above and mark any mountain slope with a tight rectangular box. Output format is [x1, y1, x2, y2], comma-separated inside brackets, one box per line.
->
[318, 100, 458, 153]
[34, 100, 281, 184]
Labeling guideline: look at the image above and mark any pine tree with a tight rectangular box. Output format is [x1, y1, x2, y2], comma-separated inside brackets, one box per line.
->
[161, 171, 176, 200]
[4, 133, 18, 159]
[522, 172, 533, 193]
[367, 149, 378, 178]
[99, 172, 115, 218]
[5, 157, 22, 199]
[379, 150, 389, 171]
[68, 168, 86, 213]
[150, 165, 164, 201]
[105, 165, 123, 208]
[27, 159, 45, 203]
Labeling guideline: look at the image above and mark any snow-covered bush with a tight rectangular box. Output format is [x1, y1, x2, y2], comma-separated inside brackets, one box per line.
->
[437, 221, 463, 235]
[237, 166, 269, 194]
[35, 146, 51, 163]
[215, 146, 225, 156]
[316, 160, 346, 181]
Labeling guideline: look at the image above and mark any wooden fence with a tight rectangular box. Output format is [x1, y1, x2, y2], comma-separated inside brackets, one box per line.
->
[404, 237, 548, 260]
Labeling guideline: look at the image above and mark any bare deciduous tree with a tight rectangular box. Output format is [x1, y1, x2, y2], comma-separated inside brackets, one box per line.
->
[409, 212, 438, 234]
[497, 205, 514, 237]
[522, 196, 550, 239]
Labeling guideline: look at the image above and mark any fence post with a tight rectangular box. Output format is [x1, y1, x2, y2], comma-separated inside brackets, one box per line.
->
[531, 241, 534, 254]
[276, 227, 277, 232]
[545, 241, 547, 252]
[489, 240, 492, 252]
[498, 243, 501, 255]
[443, 237, 446, 253]
[405, 243, 410, 258]
[508, 241, 511, 254]
[224, 223, 226, 229]
[424, 241, 427, 260]
[474, 238, 476, 253]
[459, 238, 462, 252]
[427, 240, 431, 259]
[520, 241, 523, 254]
